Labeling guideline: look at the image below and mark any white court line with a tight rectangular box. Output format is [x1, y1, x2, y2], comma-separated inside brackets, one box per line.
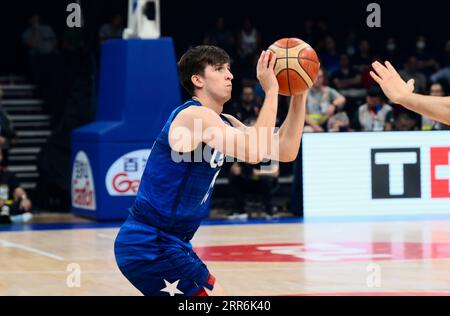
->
[0, 271, 119, 274]
[211, 267, 303, 272]
[193, 236, 304, 243]
[0, 239, 64, 261]
[97, 233, 115, 239]
[99, 233, 297, 241]
[0, 268, 300, 274]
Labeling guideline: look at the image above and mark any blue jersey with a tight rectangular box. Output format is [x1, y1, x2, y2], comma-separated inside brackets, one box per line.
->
[130, 99, 230, 241]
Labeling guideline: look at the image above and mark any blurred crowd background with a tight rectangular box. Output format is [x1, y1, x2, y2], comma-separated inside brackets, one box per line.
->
[0, 0, 448, 219]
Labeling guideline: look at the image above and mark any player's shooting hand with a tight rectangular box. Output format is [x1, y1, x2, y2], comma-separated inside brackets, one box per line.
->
[370, 61, 415, 104]
[256, 50, 279, 95]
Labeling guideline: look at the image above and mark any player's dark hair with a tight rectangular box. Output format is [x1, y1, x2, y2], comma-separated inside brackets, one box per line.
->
[177, 45, 230, 96]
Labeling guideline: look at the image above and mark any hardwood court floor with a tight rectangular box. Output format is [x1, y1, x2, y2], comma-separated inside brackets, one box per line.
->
[1, 213, 450, 296]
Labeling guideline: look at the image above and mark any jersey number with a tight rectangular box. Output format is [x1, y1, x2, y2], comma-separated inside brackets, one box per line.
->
[200, 170, 220, 205]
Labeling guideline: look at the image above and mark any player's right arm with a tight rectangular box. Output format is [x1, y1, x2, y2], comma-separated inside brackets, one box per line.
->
[169, 51, 279, 164]
[169, 106, 264, 163]
[370, 61, 450, 125]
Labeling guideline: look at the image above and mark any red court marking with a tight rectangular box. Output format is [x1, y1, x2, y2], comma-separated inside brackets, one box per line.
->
[194, 242, 450, 262]
[430, 147, 450, 198]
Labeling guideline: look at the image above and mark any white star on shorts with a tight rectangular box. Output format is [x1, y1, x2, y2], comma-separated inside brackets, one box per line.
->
[160, 279, 184, 296]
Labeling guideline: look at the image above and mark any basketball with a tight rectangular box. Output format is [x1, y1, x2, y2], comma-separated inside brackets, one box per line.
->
[268, 38, 320, 96]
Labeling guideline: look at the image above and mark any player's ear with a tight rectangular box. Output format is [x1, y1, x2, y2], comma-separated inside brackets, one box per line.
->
[191, 74, 204, 89]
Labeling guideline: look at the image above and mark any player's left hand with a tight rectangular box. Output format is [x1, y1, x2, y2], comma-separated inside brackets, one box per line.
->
[256, 50, 279, 95]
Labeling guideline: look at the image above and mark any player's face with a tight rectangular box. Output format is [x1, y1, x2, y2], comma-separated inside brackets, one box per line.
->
[202, 63, 233, 102]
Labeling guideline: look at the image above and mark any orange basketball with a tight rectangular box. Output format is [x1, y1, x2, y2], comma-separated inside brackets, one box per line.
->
[268, 38, 320, 96]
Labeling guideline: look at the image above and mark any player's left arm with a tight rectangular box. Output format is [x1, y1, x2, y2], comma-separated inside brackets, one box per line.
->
[222, 94, 306, 163]
[221, 113, 285, 162]
[225, 94, 307, 162]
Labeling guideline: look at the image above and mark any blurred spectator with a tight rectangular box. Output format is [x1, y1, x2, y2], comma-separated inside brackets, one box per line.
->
[320, 36, 340, 76]
[382, 37, 403, 67]
[235, 18, 261, 89]
[387, 108, 421, 131]
[422, 82, 446, 130]
[237, 18, 261, 63]
[360, 53, 382, 89]
[0, 86, 17, 167]
[250, 80, 266, 106]
[302, 20, 316, 46]
[227, 160, 279, 220]
[413, 35, 440, 76]
[354, 85, 393, 131]
[22, 14, 64, 127]
[344, 31, 357, 57]
[439, 40, 450, 67]
[22, 14, 57, 57]
[399, 56, 427, 93]
[304, 69, 346, 132]
[99, 14, 124, 44]
[315, 20, 330, 40]
[239, 52, 259, 88]
[352, 39, 373, 72]
[327, 112, 351, 132]
[35, 39, 96, 213]
[330, 54, 362, 90]
[230, 85, 260, 123]
[203, 17, 235, 57]
[22, 14, 58, 88]
[0, 150, 32, 224]
[331, 54, 365, 123]
[430, 52, 450, 88]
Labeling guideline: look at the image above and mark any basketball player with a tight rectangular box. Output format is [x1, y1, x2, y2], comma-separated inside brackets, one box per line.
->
[370, 61, 450, 125]
[114, 45, 308, 296]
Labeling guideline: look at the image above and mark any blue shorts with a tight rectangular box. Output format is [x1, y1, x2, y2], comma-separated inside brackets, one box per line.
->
[114, 215, 215, 296]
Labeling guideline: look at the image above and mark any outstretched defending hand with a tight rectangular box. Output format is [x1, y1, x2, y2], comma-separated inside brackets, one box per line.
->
[370, 61, 415, 105]
[256, 50, 279, 95]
